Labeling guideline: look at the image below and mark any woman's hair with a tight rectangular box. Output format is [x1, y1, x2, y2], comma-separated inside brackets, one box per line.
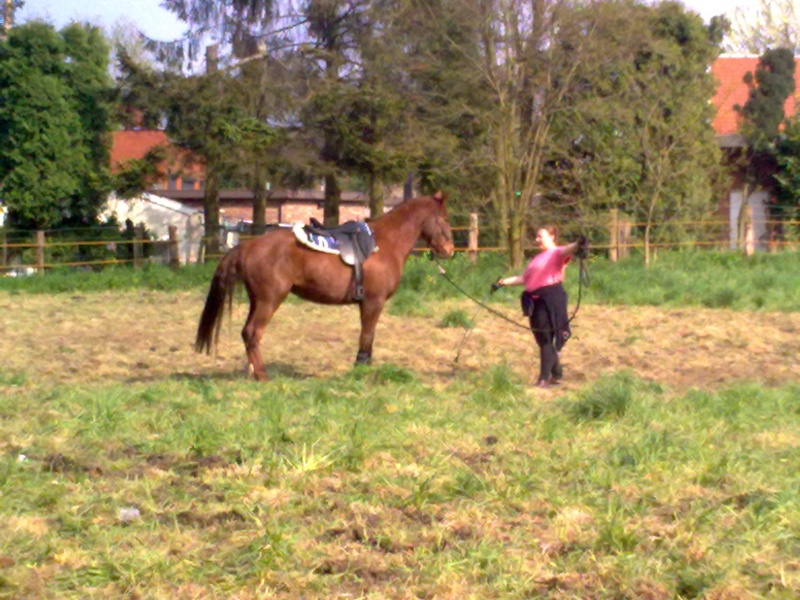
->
[541, 224, 558, 239]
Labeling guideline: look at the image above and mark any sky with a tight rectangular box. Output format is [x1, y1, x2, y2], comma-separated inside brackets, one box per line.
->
[16, 0, 758, 42]
[17, 0, 186, 41]
[681, 0, 756, 24]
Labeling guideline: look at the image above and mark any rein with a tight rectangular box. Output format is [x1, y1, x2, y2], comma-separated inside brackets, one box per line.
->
[435, 255, 590, 362]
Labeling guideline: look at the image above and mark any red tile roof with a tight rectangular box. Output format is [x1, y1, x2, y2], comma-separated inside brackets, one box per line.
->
[110, 130, 169, 169]
[711, 55, 800, 136]
[110, 130, 204, 190]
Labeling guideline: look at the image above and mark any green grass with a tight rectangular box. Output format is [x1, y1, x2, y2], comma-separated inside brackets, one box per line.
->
[1, 246, 797, 596]
[2, 249, 798, 311]
[580, 250, 800, 311]
[0, 262, 219, 294]
[439, 308, 475, 329]
[2, 368, 800, 597]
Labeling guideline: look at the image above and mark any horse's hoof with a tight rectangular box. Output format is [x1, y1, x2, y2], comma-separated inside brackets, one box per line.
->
[248, 366, 269, 381]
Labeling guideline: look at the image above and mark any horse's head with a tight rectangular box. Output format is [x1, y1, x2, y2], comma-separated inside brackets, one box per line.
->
[421, 191, 455, 259]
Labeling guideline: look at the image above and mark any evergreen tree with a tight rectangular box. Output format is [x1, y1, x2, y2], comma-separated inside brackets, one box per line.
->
[737, 47, 796, 150]
[0, 22, 115, 230]
[152, 0, 454, 225]
[733, 47, 796, 249]
[773, 121, 800, 238]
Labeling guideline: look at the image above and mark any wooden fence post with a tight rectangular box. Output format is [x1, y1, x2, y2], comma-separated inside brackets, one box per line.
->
[608, 209, 619, 262]
[36, 230, 45, 273]
[168, 225, 180, 269]
[133, 224, 144, 268]
[468, 213, 478, 263]
[618, 215, 631, 260]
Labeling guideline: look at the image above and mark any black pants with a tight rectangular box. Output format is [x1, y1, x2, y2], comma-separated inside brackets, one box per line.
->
[527, 285, 569, 383]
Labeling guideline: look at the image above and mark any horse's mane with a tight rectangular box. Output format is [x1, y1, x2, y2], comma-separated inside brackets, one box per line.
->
[371, 194, 435, 225]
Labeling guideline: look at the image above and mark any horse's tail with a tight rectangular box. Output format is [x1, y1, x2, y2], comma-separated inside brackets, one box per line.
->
[195, 246, 241, 354]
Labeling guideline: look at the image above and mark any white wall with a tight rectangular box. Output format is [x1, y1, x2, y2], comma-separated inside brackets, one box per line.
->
[728, 188, 769, 252]
[102, 194, 204, 264]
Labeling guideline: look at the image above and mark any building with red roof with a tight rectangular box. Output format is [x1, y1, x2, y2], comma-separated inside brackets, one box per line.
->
[709, 54, 800, 251]
[711, 55, 800, 138]
[110, 130, 203, 192]
[109, 130, 381, 228]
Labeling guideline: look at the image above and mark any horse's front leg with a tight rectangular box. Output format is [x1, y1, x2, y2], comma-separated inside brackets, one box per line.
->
[355, 297, 386, 366]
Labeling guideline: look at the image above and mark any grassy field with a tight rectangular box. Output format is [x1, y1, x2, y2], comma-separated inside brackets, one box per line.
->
[2, 249, 799, 312]
[0, 250, 798, 598]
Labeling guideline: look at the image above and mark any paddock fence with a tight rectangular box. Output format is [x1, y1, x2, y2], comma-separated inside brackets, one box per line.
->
[2, 210, 798, 275]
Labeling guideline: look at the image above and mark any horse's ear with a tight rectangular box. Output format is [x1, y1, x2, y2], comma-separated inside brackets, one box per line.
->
[433, 190, 448, 205]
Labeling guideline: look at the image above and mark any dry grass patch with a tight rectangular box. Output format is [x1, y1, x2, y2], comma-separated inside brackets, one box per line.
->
[1, 290, 797, 390]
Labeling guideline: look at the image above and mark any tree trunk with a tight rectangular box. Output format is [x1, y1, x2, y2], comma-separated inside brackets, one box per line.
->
[203, 169, 221, 258]
[252, 176, 267, 236]
[367, 172, 383, 219]
[323, 173, 341, 226]
[508, 211, 524, 269]
[2, 0, 13, 35]
[645, 196, 657, 267]
[495, 129, 511, 252]
[403, 173, 413, 200]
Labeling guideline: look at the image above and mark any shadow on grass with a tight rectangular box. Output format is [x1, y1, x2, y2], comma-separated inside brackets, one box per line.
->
[126, 362, 310, 384]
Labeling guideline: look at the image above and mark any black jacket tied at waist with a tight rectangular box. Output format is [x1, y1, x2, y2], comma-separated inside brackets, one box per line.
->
[520, 282, 571, 351]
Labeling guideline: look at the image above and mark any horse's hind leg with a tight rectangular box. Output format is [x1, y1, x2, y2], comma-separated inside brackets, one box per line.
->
[355, 298, 387, 365]
[242, 297, 282, 381]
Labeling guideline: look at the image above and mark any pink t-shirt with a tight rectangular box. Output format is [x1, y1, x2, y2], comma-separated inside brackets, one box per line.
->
[522, 247, 571, 292]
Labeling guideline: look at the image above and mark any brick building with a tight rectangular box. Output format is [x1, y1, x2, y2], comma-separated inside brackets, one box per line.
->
[110, 130, 396, 228]
[710, 55, 800, 250]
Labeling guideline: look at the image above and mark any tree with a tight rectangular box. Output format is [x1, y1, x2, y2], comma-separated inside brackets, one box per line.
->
[153, 0, 455, 226]
[734, 47, 796, 250]
[1, 0, 23, 38]
[551, 1, 727, 265]
[773, 119, 800, 239]
[395, 0, 581, 267]
[286, 0, 441, 224]
[737, 47, 796, 148]
[391, 0, 496, 218]
[399, 0, 720, 267]
[0, 22, 115, 230]
[165, 69, 249, 254]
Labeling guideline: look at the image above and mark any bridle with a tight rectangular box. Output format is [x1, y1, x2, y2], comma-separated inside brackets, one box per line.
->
[423, 209, 454, 259]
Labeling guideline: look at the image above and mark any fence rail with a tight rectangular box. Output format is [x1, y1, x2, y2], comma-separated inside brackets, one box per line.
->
[2, 212, 798, 274]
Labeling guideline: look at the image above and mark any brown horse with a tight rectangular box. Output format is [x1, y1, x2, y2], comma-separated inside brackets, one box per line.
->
[195, 191, 455, 380]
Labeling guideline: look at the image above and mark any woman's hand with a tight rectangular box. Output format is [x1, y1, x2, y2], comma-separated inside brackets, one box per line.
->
[576, 235, 589, 259]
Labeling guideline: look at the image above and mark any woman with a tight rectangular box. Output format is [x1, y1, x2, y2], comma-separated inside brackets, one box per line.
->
[492, 226, 586, 387]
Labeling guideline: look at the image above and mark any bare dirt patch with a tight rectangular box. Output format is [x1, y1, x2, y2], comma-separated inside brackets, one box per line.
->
[0, 290, 797, 390]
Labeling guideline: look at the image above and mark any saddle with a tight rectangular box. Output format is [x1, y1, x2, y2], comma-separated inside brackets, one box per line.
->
[292, 218, 378, 301]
